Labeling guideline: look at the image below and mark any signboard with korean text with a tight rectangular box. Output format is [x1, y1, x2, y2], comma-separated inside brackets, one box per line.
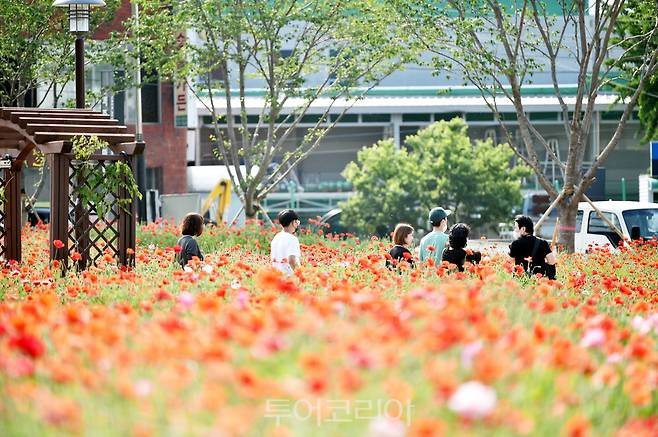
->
[174, 31, 187, 128]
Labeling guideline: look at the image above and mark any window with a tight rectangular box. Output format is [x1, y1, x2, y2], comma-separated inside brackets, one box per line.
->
[622, 209, 658, 239]
[530, 112, 559, 121]
[575, 210, 583, 232]
[466, 112, 494, 122]
[362, 114, 390, 123]
[402, 113, 431, 122]
[113, 71, 125, 124]
[435, 112, 462, 121]
[588, 211, 623, 246]
[141, 68, 160, 123]
[146, 167, 163, 192]
[100, 70, 114, 116]
[330, 113, 358, 123]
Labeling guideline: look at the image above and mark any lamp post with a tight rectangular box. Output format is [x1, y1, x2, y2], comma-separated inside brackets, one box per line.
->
[53, 0, 106, 109]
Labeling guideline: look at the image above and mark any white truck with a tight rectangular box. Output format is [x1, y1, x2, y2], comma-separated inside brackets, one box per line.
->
[575, 201, 658, 252]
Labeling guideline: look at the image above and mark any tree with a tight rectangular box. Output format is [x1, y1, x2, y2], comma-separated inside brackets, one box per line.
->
[125, 0, 417, 217]
[613, 0, 658, 143]
[341, 118, 529, 236]
[397, 0, 658, 251]
[0, 0, 119, 107]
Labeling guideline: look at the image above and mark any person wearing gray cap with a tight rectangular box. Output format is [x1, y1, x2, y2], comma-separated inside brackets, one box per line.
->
[419, 207, 452, 266]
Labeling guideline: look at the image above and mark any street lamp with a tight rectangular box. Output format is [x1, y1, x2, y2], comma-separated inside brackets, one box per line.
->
[53, 0, 106, 108]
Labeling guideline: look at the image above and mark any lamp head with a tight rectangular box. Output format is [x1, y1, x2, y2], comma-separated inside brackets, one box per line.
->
[53, 0, 106, 33]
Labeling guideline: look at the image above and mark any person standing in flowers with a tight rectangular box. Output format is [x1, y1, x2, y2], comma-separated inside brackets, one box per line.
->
[386, 223, 415, 269]
[442, 223, 481, 272]
[176, 213, 205, 268]
[271, 209, 302, 275]
[419, 207, 452, 265]
[509, 215, 557, 279]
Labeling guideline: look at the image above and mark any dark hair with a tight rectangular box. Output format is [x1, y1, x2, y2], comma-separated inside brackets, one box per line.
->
[514, 215, 534, 235]
[181, 213, 204, 236]
[448, 223, 470, 249]
[393, 223, 414, 245]
[277, 209, 300, 227]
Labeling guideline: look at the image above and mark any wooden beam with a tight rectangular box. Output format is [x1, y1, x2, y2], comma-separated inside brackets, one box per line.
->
[25, 124, 128, 135]
[34, 132, 135, 144]
[112, 142, 145, 155]
[15, 117, 120, 127]
[38, 141, 71, 154]
[0, 140, 22, 148]
[11, 112, 111, 124]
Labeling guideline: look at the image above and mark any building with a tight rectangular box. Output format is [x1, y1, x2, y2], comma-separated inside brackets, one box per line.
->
[30, 1, 649, 218]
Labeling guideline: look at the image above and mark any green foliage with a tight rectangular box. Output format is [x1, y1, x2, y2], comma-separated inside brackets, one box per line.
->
[112, 0, 418, 216]
[342, 139, 421, 237]
[341, 118, 529, 235]
[613, 0, 658, 142]
[71, 136, 142, 219]
[0, 0, 119, 106]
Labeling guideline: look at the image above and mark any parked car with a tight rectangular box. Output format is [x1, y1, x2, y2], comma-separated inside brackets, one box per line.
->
[575, 201, 658, 252]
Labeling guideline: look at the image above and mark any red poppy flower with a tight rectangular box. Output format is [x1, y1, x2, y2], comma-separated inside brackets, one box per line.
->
[173, 245, 182, 253]
[9, 334, 45, 358]
[427, 245, 436, 252]
[53, 240, 65, 249]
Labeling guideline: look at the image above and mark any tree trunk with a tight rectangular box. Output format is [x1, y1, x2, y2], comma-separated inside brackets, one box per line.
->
[557, 197, 578, 253]
[244, 193, 259, 219]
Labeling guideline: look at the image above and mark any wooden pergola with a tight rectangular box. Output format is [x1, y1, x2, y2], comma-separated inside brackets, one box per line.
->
[0, 107, 144, 268]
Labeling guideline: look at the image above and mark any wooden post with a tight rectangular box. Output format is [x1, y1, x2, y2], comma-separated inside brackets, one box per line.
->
[118, 155, 136, 267]
[49, 154, 70, 265]
[74, 160, 91, 270]
[4, 168, 22, 262]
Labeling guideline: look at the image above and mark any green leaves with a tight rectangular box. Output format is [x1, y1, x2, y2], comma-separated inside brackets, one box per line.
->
[612, 0, 658, 142]
[0, 0, 119, 106]
[71, 136, 142, 219]
[341, 118, 529, 235]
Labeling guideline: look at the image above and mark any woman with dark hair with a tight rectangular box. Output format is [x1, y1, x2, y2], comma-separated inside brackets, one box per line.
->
[387, 223, 415, 269]
[176, 212, 205, 268]
[442, 223, 481, 272]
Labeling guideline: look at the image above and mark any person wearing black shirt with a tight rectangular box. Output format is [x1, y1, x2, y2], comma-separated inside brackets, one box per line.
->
[387, 223, 415, 269]
[508, 215, 557, 279]
[442, 223, 481, 272]
[176, 213, 205, 268]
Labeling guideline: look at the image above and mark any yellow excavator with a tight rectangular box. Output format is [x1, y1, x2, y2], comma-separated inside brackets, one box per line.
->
[200, 179, 232, 224]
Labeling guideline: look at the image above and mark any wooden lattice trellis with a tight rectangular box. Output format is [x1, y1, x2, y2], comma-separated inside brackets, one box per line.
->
[65, 154, 137, 270]
[0, 107, 144, 267]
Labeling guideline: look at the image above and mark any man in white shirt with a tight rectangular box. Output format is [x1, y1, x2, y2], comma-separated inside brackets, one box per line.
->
[270, 209, 301, 275]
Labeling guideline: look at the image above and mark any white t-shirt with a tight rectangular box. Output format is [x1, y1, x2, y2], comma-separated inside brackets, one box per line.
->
[270, 231, 301, 275]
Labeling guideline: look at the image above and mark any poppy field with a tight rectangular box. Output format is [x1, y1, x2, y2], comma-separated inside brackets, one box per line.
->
[1, 221, 658, 437]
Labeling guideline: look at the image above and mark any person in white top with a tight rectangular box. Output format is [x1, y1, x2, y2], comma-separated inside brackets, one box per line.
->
[270, 209, 302, 275]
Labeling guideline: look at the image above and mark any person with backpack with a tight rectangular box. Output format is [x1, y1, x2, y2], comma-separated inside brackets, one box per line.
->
[176, 213, 205, 268]
[419, 207, 451, 266]
[508, 215, 557, 279]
